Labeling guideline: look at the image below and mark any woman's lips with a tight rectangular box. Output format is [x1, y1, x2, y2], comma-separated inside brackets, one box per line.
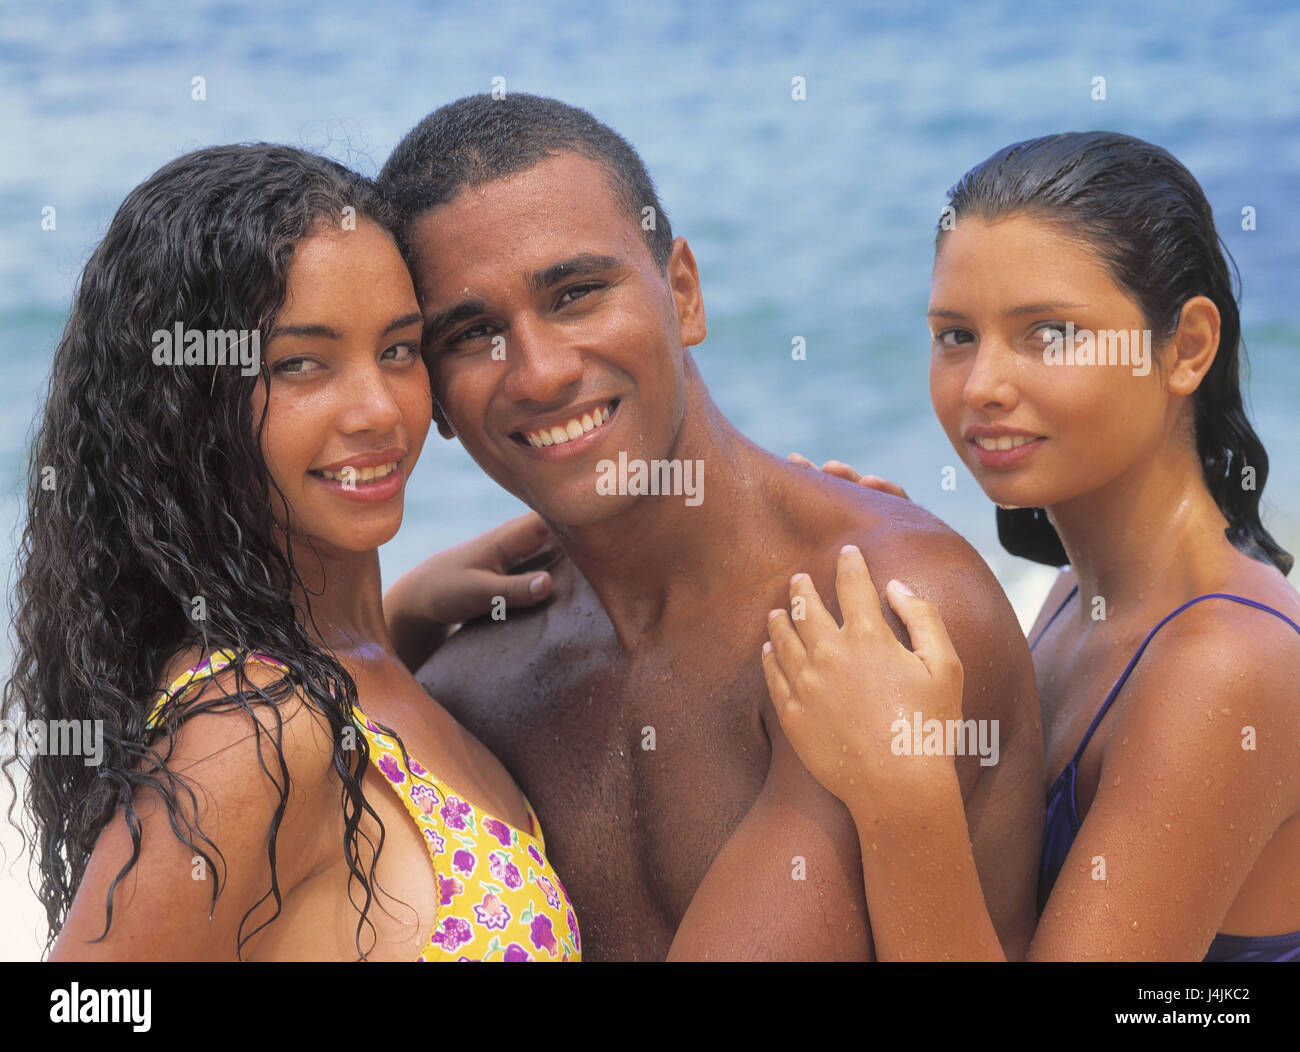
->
[968, 434, 1045, 468]
[308, 460, 405, 502]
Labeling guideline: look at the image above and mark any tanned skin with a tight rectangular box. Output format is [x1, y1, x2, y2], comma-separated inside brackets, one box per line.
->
[402, 151, 1043, 961]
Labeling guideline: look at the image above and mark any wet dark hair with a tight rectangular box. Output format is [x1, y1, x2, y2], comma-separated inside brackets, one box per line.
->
[378, 92, 673, 271]
[939, 131, 1291, 575]
[2, 144, 410, 959]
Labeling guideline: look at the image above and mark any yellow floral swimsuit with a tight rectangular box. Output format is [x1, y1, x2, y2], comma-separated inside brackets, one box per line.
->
[146, 649, 581, 962]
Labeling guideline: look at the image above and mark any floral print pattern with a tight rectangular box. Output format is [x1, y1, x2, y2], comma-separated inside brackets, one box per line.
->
[355, 699, 579, 962]
[474, 893, 511, 930]
[148, 651, 580, 963]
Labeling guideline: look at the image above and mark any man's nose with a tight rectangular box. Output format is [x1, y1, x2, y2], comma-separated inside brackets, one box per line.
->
[501, 315, 584, 405]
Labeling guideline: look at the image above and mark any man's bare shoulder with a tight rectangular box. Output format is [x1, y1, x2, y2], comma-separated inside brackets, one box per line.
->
[769, 457, 999, 592]
[769, 459, 1035, 728]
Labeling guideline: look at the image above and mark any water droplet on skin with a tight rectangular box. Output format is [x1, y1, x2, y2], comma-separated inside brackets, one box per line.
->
[1113, 776, 1121, 786]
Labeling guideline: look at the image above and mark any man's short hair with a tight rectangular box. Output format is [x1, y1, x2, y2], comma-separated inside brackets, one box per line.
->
[378, 93, 674, 271]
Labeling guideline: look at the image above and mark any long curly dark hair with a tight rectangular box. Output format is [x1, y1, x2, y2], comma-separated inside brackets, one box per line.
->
[2, 143, 406, 959]
[941, 131, 1292, 575]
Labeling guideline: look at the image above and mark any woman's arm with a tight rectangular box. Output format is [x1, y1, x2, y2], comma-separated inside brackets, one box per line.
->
[48, 672, 335, 961]
[763, 549, 1300, 960]
[1027, 603, 1300, 959]
[384, 512, 557, 672]
[762, 545, 1007, 960]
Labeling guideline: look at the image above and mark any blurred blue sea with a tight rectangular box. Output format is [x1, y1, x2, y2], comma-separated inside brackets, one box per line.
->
[0, 0, 1297, 955]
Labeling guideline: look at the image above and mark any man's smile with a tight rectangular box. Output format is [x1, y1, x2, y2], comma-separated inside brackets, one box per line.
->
[510, 398, 620, 454]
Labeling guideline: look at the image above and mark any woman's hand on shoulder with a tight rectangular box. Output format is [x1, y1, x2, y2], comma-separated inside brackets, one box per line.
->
[787, 452, 909, 499]
[761, 543, 965, 822]
[384, 512, 558, 671]
[48, 663, 336, 961]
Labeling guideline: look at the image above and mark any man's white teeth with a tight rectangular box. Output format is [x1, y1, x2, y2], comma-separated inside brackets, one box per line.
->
[975, 435, 1036, 451]
[525, 403, 613, 448]
[317, 461, 398, 482]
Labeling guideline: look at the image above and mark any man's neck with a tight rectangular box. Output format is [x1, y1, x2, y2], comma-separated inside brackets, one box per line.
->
[551, 378, 784, 646]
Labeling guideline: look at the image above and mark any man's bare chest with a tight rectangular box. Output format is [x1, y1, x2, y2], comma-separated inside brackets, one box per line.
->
[416, 609, 771, 957]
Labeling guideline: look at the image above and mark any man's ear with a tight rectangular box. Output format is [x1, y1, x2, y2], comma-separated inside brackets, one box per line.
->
[1165, 295, 1220, 397]
[666, 237, 707, 349]
[433, 398, 457, 440]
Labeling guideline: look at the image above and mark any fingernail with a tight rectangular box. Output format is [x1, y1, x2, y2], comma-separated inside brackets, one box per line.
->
[529, 574, 548, 595]
[768, 608, 783, 621]
[890, 579, 916, 596]
[840, 544, 859, 555]
[790, 573, 809, 585]
[762, 641, 772, 655]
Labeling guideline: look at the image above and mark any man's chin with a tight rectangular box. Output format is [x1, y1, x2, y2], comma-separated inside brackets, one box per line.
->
[521, 491, 636, 532]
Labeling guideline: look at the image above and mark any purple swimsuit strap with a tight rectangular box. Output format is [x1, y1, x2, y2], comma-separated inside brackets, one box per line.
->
[1064, 592, 1300, 770]
[1029, 582, 1079, 651]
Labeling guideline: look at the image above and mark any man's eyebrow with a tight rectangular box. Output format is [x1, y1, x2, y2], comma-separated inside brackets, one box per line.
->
[529, 253, 622, 292]
[926, 301, 1086, 321]
[424, 298, 489, 343]
[421, 256, 623, 344]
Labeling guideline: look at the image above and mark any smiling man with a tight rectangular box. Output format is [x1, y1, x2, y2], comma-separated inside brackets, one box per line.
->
[377, 93, 1043, 961]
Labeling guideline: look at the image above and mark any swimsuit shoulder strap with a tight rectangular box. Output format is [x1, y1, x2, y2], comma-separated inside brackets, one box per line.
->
[146, 649, 292, 735]
[1066, 592, 1300, 768]
[1030, 583, 1079, 651]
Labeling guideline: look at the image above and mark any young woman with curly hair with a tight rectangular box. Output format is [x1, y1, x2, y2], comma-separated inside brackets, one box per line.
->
[3, 144, 579, 962]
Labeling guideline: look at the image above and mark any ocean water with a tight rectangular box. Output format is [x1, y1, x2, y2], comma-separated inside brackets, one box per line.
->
[1, 0, 1297, 958]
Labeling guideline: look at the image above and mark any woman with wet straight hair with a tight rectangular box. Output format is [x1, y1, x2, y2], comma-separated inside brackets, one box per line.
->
[773, 132, 1300, 960]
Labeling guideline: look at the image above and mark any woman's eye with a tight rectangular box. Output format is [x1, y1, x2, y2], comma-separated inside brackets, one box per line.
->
[1034, 322, 1070, 343]
[382, 342, 420, 362]
[557, 282, 603, 307]
[934, 329, 975, 348]
[273, 356, 318, 375]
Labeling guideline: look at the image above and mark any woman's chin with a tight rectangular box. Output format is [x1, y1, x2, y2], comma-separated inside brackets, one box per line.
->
[291, 516, 403, 557]
[974, 480, 1046, 511]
